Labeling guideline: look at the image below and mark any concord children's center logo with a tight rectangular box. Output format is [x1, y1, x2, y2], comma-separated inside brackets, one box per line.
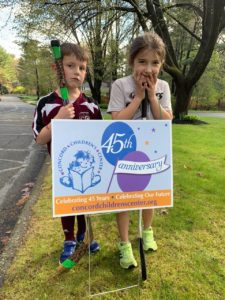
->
[57, 140, 103, 193]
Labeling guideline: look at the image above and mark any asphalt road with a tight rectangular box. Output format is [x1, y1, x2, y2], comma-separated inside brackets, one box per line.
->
[0, 95, 47, 255]
[190, 110, 225, 118]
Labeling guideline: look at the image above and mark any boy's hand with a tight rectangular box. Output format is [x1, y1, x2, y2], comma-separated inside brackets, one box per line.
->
[54, 103, 75, 119]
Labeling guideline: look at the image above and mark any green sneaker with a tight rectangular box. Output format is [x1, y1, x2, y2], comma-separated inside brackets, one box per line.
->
[118, 242, 138, 269]
[142, 226, 158, 251]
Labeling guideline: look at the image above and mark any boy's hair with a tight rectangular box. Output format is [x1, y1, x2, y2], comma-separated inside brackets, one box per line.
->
[61, 43, 89, 63]
[128, 31, 166, 66]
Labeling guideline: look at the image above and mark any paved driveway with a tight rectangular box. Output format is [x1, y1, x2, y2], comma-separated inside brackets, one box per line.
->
[0, 95, 47, 254]
[190, 110, 225, 118]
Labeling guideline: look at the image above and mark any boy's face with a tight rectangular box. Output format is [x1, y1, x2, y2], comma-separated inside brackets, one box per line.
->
[132, 48, 162, 85]
[62, 54, 87, 89]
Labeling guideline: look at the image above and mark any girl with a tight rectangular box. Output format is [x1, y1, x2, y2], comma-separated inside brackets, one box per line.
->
[107, 32, 173, 269]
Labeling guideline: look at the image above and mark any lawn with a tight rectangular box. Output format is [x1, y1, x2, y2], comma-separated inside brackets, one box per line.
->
[0, 117, 224, 300]
[19, 94, 38, 105]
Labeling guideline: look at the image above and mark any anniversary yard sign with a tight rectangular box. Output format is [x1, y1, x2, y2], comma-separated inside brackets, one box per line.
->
[52, 120, 173, 217]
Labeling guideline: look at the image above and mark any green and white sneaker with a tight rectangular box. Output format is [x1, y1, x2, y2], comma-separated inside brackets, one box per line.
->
[142, 226, 158, 251]
[118, 242, 138, 269]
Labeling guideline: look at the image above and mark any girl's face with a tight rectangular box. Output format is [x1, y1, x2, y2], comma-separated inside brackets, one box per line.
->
[63, 54, 87, 89]
[132, 48, 162, 85]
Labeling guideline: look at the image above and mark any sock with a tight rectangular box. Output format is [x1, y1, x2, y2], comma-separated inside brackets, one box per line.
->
[76, 215, 86, 236]
[143, 226, 152, 231]
[61, 216, 75, 241]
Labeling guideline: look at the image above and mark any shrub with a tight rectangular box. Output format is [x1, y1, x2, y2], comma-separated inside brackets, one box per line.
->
[99, 103, 108, 109]
[182, 115, 200, 122]
[12, 86, 26, 94]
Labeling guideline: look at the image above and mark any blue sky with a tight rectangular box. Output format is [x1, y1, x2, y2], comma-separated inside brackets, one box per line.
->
[0, 7, 21, 58]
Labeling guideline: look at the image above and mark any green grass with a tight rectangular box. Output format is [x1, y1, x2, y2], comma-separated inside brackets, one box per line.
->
[102, 111, 111, 120]
[19, 95, 38, 105]
[0, 117, 225, 300]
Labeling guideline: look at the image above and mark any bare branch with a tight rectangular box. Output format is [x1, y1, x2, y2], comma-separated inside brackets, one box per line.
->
[109, 5, 136, 13]
[44, 1, 74, 5]
[219, 11, 225, 31]
[163, 2, 203, 18]
[0, 5, 14, 30]
[164, 10, 202, 43]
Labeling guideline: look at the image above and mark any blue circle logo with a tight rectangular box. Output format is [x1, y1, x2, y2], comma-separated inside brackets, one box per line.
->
[101, 122, 137, 166]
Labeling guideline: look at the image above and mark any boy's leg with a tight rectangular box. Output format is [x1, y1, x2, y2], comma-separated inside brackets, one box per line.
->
[61, 216, 75, 240]
[59, 216, 76, 264]
[76, 215, 100, 253]
[142, 209, 157, 251]
[76, 215, 86, 236]
[117, 212, 137, 269]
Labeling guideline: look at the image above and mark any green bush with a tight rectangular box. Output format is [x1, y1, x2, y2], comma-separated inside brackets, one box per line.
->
[0, 85, 8, 94]
[182, 115, 200, 122]
[99, 103, 108, 109]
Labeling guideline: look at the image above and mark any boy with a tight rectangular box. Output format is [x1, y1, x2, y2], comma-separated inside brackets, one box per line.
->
[32, 43, 101, 264]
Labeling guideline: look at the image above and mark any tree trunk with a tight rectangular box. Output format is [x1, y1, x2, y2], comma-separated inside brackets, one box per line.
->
[145, 0, 225, 119]
[91, 52, 103, 103]
[173, 80, 193, 119]
[35, 66, 40, 100]
[92, 78, 102, 103]
[86, 68, 94, 97]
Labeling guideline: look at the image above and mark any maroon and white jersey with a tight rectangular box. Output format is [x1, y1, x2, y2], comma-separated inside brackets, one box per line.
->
[32, 92, 102, 153]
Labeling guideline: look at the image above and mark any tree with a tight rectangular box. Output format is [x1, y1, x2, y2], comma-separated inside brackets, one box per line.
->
[46, 0, 225, 118]
[0, 46, 18, 92]
[193, 50, 225, 110]
[3, 1, 225, 114]
[17, 40, 56, 97]
[14, 0, 141, 103]
[60, 3, 142, 102]
[67, 3, 113, 102]
[11, 0, 112, 102]
[159, 0, 225, 118]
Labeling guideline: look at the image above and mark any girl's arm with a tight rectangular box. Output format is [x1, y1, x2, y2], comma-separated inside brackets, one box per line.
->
[148, 94, 173, 120]
[111, 94, 143, 120]
[112, 96, 173, 120]
[110, 74, 173, 120]
[146, 74, 173, 120]
[111, 76, 145, 120]
[36, 103, 75, 145]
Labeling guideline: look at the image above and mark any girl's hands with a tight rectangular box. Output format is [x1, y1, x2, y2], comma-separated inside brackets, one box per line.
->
[143, 72, 157, 99]
[134, 71, 157, 100]
[54, 103, 75, 119]
[134, 72, 145, 100]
